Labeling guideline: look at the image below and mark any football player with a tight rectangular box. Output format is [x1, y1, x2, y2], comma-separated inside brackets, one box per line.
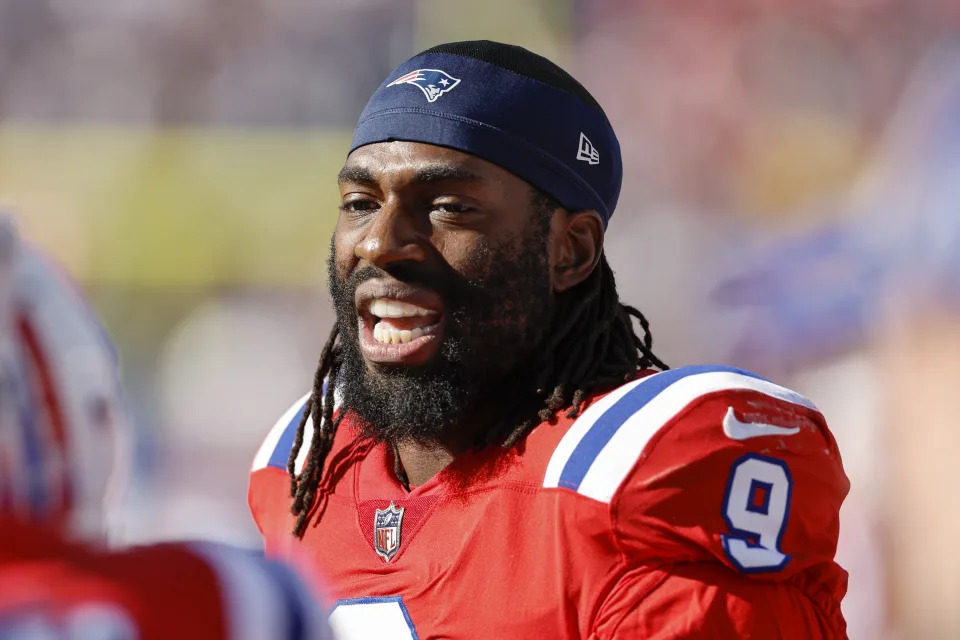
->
[0, 217, 335, 640]
[250, 41, 849, 639]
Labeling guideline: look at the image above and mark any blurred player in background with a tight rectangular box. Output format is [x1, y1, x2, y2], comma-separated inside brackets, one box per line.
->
[0, 216, 335, 640]
[250, 41, 849, 638]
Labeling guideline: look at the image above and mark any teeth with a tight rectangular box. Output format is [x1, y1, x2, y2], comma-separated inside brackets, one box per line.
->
[368, 298, 432, 318]
[372, 322, 435, 344]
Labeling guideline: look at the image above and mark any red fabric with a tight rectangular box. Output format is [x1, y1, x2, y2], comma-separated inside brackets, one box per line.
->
[250, 378, 849, 639]
[0, 520, 227, 640]
[590, 563, 839, 639]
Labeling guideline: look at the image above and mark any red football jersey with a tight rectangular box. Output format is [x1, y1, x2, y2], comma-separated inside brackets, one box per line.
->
[249, 365, 850, 639]
[0, 519, 334, 640]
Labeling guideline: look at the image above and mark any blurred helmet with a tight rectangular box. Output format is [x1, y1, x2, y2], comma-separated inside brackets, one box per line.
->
[0, 218, 21, 511]
[0, 216, 129, 542]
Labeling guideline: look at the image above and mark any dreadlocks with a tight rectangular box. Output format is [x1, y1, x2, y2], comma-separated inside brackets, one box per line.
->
[288, 190, 668, 536]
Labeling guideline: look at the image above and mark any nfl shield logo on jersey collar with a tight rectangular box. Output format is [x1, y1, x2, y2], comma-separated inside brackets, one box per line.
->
[374, 502, 405, 562]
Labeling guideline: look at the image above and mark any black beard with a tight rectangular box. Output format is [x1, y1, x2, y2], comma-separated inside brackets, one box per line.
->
[328, 220, 554, 446]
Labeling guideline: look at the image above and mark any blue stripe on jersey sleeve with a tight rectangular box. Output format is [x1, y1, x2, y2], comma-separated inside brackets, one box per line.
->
[556, 365, 768, 492]
[266, 402, 308, 471]
[265, 380, 327, 471]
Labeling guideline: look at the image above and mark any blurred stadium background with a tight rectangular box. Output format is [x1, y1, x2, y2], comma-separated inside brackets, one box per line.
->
[3, 0, 960, 637]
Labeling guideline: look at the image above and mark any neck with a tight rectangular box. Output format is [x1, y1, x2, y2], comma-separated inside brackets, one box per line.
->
[393, 396, 504, 487]
[395, 439, 458, 487]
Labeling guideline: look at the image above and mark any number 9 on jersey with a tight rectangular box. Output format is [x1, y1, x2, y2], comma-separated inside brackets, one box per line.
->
[721, 453, 793, 573]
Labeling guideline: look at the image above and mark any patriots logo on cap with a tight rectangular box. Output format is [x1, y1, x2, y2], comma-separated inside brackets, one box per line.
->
[387, 69, 461, 103]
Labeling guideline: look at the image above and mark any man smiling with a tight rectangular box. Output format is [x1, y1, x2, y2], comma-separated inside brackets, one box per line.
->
[250, 41, 849, 639]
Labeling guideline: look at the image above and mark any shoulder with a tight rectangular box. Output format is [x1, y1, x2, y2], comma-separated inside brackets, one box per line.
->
[542, 365, 848, 580]
[251, 376, 355, 475]
[543, 364, 828, 504]
[0, 536, 333, 640]
[251, 391, 314, 475]
[91, 540, 333, 640]
[178, 541, 334, 640]
[249, 384, 356, 537]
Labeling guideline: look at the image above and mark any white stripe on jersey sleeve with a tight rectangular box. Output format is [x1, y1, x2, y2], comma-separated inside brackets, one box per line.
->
[251, 392, 310, 472]
[189, 541, 331, 640]
[545, 371, 818, 504]
[541, 377, 645, 489]
[293, 410, 315, 476]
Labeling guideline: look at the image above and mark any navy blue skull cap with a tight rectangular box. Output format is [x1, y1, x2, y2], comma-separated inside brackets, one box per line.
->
[349, 41, 623, 227]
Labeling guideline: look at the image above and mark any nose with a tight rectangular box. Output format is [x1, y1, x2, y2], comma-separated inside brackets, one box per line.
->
[354, 198, 428, 269]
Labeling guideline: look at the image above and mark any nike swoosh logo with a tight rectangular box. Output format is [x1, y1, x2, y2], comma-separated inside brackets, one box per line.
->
[722, 407, 801, 440]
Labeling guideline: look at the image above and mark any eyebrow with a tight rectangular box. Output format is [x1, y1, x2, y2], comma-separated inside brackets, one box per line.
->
[337, 165, 377, 185]
[412, 164, 483, 183]
[337, 163, 484, 185]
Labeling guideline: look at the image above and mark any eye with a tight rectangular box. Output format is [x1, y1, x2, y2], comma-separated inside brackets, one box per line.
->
[339, 199, 380, 217]
[431, 202, 473, 215]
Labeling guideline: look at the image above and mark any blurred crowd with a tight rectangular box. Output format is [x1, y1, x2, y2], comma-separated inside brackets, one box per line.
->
[2, 0, 960, 637]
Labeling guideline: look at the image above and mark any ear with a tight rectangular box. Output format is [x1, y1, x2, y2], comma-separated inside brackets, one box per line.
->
[550, 210, 604, 293]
